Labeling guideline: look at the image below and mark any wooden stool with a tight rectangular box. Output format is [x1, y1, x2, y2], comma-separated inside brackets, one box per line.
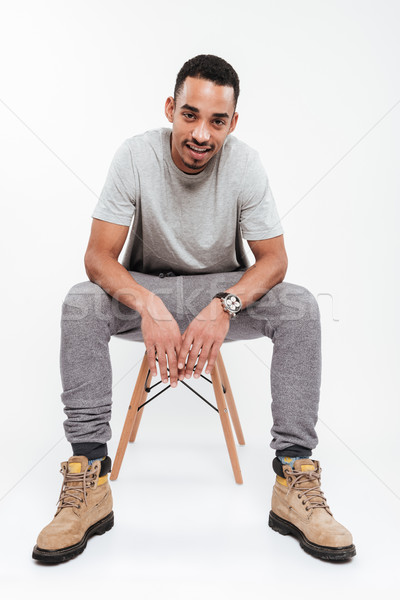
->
[110, 349, 245, 484]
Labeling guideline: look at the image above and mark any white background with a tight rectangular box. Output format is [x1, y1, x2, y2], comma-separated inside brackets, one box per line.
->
[0, 0, 399, 597]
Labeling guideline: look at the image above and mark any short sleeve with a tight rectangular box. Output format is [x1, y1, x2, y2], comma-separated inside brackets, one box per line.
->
[239, 151, 284, 240]
[92, 140, 136, 226]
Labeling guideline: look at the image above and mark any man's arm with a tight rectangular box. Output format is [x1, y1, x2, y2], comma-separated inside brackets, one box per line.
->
[84, 218, 183, 386]
[177, 234, 288, 379]
[225, 234, 288, 308]
[85, 219, 147, 312]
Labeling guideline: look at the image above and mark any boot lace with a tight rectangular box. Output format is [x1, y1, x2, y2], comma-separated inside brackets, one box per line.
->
[56, 463, 99, 512]
[285, 466, 333, 516]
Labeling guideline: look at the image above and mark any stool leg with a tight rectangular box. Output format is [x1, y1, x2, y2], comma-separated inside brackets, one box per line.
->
[211, 362, 243, 484]
[110, 353, 150, 481]
[216, 352, 245, 446]
[129, 370, 152, 442]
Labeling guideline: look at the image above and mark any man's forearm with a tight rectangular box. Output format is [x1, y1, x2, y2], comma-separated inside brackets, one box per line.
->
[225, 254, 287, 310]
[85, 252, 152, 316]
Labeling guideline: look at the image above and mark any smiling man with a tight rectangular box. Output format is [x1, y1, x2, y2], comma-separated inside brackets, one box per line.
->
[33, 55, 355, 564]
[167, 77, 238, 171]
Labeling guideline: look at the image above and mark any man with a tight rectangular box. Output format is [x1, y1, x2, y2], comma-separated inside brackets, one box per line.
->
[33, 55, 355, 563]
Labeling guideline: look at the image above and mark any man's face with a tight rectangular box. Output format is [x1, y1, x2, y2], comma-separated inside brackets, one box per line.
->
[165, 76, 238, 174]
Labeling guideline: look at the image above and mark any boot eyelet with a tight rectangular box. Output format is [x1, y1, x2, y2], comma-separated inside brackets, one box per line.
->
[297, 494, 301, 499]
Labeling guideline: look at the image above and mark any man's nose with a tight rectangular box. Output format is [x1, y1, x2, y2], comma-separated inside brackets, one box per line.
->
[192, 120, 210, 143]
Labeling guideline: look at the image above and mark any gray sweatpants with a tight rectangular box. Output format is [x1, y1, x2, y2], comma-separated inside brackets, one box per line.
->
[60, 271, 321, 458]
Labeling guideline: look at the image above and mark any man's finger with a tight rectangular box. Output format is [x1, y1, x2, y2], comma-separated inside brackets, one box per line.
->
[205, 343, 221, 375]
[156, 345, 169, 384]
[185, 342, 202, 378]
[177, 336, 193, 370]
[174, 334, 182, 358]
[193, 344, 212, 379]
[177, 342, 186, 380]
[166, 345, 178, 388]
[146, 346, 157, 377]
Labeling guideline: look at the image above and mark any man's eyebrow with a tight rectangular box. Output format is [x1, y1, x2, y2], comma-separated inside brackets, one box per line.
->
[180, 104, 199, 113]
[180, 104, 230, 119]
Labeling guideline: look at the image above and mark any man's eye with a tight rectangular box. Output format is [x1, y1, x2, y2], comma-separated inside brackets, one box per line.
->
[214, 120, 225, 126]
[183, 113, 195, 119]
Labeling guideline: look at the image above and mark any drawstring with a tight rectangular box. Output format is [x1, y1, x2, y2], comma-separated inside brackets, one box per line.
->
[158, 271, 177, 278]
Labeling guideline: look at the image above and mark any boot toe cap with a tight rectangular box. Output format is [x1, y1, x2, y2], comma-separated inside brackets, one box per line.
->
[311, 523, 353, 548]
[37, 522, 82, 551]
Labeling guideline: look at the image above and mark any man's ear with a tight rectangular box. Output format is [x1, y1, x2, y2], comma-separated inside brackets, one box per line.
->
[165, 96, 175, 123]
[228, 112, 239, 134]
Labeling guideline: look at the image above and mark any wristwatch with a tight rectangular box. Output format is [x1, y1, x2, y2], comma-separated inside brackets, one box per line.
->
[213, 292, 242, 319]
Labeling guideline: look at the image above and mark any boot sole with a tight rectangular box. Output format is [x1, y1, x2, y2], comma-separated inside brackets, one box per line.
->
[32, 511, 114, 564]
[268, 510, 356, 561]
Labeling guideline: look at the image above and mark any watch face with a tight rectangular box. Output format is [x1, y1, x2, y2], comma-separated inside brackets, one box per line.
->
[225, 294, 241, 313]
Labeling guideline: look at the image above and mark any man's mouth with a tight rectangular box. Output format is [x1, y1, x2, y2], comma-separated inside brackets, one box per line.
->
[186, 143, 212, 160]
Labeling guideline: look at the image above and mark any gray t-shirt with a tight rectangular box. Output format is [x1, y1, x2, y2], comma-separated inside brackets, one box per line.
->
[92, 127, 284, 275]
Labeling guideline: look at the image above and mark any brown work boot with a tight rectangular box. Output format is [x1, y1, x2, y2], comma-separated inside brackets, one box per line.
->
[32, 455, 114, 563]
[269, 458, 356, 561]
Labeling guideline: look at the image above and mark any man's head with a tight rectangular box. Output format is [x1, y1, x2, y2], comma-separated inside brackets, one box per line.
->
[165, 54, 240, 174]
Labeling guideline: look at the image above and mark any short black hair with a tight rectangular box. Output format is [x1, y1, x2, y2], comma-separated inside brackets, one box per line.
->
[174, 54, 240, 111]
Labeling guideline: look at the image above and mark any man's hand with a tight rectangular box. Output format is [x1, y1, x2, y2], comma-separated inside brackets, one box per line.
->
[141, 295, 183, 387]
[177, 299, 230, 380]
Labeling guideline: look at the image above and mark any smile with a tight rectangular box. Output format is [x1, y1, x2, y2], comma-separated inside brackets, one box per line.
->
[186, 144, 212, 159]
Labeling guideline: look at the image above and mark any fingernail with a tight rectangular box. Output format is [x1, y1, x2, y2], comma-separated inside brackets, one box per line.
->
[178, 363, 183, 368]
[185, 373, 191, 379]
[194, 373, 200, 379]
[171, 382, 177, 388]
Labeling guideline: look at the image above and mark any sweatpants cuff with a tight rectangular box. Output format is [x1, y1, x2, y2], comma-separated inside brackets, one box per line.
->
[71, 442, 108, 460]
[275, 444, 312, 458]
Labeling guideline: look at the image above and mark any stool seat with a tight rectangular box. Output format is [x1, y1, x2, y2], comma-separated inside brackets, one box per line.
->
[111, 349, 245, 484]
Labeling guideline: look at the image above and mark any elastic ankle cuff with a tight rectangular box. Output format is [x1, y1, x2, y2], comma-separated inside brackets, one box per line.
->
[273, 457, 285, 477]
[99, 456, 112, 477]
[71, 442, 108, 460]
[275, 445, 312, 458]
